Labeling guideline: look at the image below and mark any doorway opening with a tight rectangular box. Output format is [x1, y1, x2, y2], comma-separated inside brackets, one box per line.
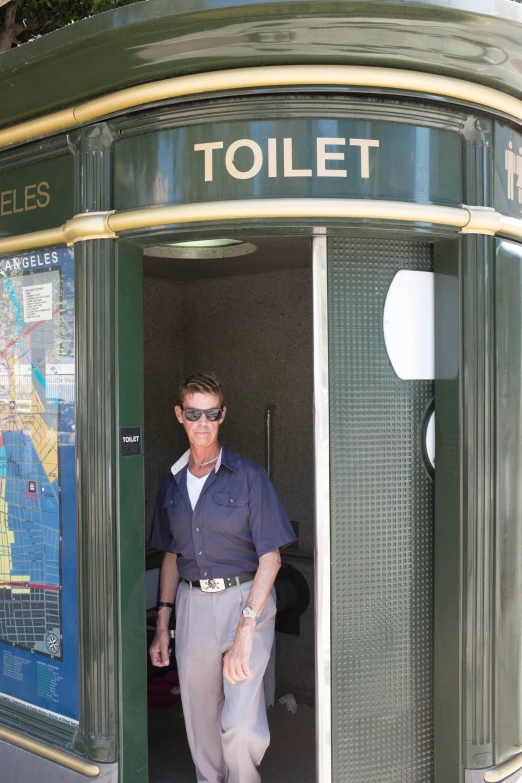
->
[142, 235, 316, 783]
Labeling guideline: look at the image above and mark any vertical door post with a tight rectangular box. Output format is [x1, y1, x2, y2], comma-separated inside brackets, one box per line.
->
[115, 241, 147, 783]
[312, 233, 332, 783]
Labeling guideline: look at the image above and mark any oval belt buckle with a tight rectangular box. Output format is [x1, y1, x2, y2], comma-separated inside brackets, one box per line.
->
[201, 577, 226, 592]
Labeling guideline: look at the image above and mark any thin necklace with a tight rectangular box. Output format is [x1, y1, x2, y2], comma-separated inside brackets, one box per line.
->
[189, 454, 219, 468]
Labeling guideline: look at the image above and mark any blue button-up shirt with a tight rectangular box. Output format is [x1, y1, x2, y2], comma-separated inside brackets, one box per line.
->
[149, 444, 296, 580]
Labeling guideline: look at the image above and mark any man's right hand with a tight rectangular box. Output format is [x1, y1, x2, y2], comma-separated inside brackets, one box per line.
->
[149, 629, 171, 667]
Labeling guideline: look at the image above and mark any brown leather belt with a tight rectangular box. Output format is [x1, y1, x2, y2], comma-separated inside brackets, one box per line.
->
[184, 572, 256, 593]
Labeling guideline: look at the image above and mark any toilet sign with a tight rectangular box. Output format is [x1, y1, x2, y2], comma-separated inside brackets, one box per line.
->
[504, 141, 522, 203]
[494, 122, 522, 218]
[114, 117, 463, 211]
[194, 136, 380, 182]
[120, 427, 141, 457]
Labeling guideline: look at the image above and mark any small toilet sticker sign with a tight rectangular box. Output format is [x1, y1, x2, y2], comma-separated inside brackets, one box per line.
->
[120, 427, 141, 457]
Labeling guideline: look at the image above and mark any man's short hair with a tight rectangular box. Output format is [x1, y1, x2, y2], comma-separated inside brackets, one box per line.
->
[178, 372, 224, 408]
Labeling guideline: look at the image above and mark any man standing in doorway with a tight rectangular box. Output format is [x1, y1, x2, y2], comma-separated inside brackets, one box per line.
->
[149, 372, 296, 783]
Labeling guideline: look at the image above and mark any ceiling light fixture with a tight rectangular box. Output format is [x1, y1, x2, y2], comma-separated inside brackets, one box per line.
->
[170, 238, 243, 248]
[145, 240, 257, 260]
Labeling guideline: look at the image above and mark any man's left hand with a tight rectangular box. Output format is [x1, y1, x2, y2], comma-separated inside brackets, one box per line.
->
[223, 618, 256, 684]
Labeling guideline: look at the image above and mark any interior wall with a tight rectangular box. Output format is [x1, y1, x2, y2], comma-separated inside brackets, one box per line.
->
[182, 269, 314, 552]
[143, 277, 184, 512]
[143, 265, 315, 705]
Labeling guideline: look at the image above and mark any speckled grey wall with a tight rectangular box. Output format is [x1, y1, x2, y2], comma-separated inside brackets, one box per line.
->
[143, 277, 184, 515]
[181, 268, 314, 553]
[144, 268, 315, 705]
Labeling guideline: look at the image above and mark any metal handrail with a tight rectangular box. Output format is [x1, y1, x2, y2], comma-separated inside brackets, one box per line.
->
[265, 405, 276, 479]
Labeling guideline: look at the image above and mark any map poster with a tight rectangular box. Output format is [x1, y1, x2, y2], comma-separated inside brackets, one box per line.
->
[0, 247, 78, 723]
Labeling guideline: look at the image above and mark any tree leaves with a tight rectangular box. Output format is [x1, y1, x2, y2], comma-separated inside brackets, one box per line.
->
[0, 0, 143, 51]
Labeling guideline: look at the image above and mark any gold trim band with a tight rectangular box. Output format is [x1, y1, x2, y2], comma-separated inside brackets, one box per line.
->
[1, 64, 522, 149]
[0, 227, 66, 254]
[484, 752, 522, 783]
[0, 211, 117, 253]
[0, 726, 100, 778]
[107, 199, 469, 233]
[1, 199, 522, 256]
[461, 205, 500, 236]
[62, 211, 117, 244]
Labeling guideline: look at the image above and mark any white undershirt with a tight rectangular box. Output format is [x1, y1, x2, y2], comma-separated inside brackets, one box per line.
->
[186, 470, 208, 510]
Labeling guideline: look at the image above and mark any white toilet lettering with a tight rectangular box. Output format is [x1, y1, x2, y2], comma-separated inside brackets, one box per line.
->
[194, 136, 379, 182]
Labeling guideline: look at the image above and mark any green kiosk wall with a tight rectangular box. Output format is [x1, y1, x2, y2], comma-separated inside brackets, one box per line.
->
[0, 2, 522, 782]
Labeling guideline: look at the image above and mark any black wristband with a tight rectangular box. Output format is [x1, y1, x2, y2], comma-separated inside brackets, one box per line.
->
[157, 601, 174, 609]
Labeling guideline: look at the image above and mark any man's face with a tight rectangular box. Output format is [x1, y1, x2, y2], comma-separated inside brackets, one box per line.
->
[175, 391, 226, 450]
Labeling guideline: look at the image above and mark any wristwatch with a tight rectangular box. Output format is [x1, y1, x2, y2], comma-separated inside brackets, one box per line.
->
[242, 606, 260, 622]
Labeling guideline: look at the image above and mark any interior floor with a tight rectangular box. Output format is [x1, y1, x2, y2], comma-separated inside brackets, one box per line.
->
[148, 702, 316, 783]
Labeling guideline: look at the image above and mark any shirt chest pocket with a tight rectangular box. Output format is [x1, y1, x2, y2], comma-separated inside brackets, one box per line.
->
[163, 491, 180, 510]
[162, 491, 189, 547]
[212, 491, 250, 532]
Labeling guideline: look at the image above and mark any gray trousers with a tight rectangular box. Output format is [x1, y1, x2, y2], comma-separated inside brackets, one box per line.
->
[175, 579, 276, 783]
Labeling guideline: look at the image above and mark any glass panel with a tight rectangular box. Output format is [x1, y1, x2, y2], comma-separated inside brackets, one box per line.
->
[0, 247, 78, 723]
[328, 237, 434, 783]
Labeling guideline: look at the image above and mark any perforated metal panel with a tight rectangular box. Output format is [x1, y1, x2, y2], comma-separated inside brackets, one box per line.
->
[328, 237, 434, 783]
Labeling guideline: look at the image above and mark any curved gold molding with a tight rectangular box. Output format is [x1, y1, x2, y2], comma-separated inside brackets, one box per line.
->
[1, 199, 522, 256]
[62, 211, 117, 244]
[0, 199, 465, 255]
[0, 211, 117, 253]
[484, 752, 522, 783]
[1, 64, 522, 149]
[498, 213, 522, 241]
[461, 205, 500, 236]
[0, 725, 100, 778]
[105, 199, 522, 241]
[0, 227, 66, 253]
[107, 199, 469, 233]
[461, 205, 522, 241]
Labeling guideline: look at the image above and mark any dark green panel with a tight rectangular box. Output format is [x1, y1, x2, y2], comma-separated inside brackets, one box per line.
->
[0, 155, 73, 237]
[116, 241, 148, 783]
[328, 237, 434, 783]
[463, 117, 492, 209]
[494, 240, 522, 766]
[433, 241, 462, 783]
[1, 1, 522, 129]
[114, 118, 462, 210]
[434, 236, 522, 781]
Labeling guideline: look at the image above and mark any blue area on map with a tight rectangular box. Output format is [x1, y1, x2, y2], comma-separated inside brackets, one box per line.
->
[3, 430, 60, 587]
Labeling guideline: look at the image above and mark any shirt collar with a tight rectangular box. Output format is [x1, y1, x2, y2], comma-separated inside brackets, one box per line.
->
[171, 447, 223, 476]
[219, 443, 236, 473]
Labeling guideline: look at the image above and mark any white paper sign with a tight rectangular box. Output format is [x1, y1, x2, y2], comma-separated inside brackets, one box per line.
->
[383, 270, 434, 380]
[23, 284, 53, 323]
[426, 410, 435, 468]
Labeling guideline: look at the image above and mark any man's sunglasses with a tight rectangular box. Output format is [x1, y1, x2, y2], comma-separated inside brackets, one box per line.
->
[182, 407, 223, 422]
